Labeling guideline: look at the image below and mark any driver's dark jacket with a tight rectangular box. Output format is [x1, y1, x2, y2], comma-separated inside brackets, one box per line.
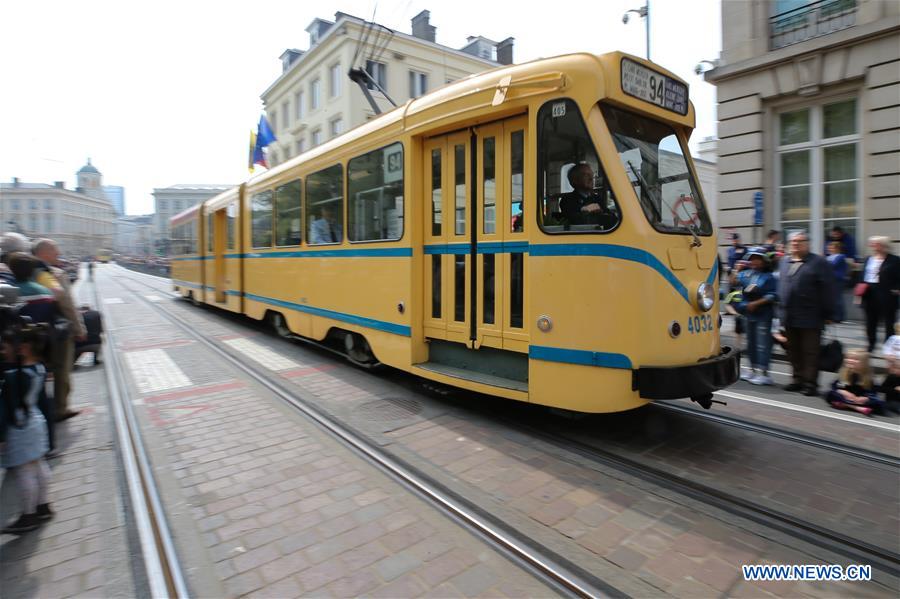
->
[559, 191, 614, 227]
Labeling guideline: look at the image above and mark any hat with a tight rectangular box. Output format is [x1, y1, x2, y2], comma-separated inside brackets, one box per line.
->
[0, 232, 29, 255]
[745, 247, 769, 261]
[730, 232, 741, 240]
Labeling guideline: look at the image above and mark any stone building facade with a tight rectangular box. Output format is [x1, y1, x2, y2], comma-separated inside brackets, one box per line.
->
[705, 0, 899, 255]
[152, 184, 231, 254]
[0, 160, 116, 257]
[261, 10, 510, 167]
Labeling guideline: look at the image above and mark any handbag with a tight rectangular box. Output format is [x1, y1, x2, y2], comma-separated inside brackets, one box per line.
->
[818, 336, 843, 373]
[853, 282, 868, 297]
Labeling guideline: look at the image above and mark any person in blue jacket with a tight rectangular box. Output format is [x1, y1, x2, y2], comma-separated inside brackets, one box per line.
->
[734, 248, 779, 385]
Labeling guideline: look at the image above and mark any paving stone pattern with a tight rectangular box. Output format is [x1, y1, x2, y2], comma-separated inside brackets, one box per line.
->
[100, 271, 553, 598]
[101, 266, 900, 597]
[1, 351, 137, 598]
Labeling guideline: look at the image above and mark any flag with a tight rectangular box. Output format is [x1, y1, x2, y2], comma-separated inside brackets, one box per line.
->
[250, 115, 277, 171]
[257, 115, 277, 148]
[248, 130, 258, 172]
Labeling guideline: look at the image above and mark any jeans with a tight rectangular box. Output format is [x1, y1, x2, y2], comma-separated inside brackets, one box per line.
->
[745, 314, 774, 372]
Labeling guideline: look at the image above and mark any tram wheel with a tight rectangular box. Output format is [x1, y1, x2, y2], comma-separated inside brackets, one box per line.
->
[344, 332, 376, 365]
[188, 292, 200, 306]
[268, 312, 292, 338]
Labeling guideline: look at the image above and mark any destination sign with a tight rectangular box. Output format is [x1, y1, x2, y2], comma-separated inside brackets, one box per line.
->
[621, 58, 688, 116]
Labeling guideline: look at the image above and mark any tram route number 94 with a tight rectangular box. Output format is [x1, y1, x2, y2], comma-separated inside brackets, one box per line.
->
[687, 314, 714, 334]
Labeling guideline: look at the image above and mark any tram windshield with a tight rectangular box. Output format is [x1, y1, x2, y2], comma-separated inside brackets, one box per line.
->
[602, 104, 712, 236]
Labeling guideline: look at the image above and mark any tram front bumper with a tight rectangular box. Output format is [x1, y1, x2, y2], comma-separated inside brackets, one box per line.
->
[632, 346, 740, 400]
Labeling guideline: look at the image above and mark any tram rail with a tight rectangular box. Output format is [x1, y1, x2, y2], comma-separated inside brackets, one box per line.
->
[113, 272, 623, 599]
[90, 274, 190, 598]
[654, 402, 900, 468]
[113, 265, 900, 582]
[504, 417, 900, 579]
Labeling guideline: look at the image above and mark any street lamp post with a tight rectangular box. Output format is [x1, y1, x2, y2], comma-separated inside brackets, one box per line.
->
[623, 2, 650, 61]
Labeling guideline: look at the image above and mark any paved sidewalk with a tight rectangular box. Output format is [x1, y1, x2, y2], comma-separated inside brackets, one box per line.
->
[0, 357, 139, 598]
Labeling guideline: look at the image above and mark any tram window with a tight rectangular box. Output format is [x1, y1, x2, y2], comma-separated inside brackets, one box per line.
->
[226, 203, 236, 250]
[537, 99, 620, 234]
[306, 164, 343, 245]
[510, 252, 523, 328]
[348, 143, 403, 242]
[483, 137, 496, 234]
[602, 104, 712, 236]
[207, 214, 213, 252]
[454, 144, 466, 235]
[510, 130, 524, 232]
[483, 253, 495, 325]
[275, 179, 302, 247]
[431, 149, 442, 236]
[251, 190, 274, 249]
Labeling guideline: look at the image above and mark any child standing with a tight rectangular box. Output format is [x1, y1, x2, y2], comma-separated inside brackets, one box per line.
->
[732, 248, 779, 385]
[826, 349, 884, 415]
[1, 325, 53, 534]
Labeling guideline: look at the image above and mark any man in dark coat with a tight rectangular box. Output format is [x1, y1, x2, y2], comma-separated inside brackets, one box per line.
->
[778, 231, 836, 396]
[74, 305, 103, 366]
[558, 163, 618, 230]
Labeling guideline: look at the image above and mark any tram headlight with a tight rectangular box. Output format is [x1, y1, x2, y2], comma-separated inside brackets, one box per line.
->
[696, 282, 715, 312]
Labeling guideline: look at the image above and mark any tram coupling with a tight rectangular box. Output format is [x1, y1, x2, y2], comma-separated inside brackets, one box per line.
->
[689, 393, 727, 410]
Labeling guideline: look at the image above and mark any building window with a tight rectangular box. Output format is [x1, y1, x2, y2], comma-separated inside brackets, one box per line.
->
[365, 60, 387, 91]
[330, 63, 342, 97]
[29, 199, 37, 210]
[297, 139, 306, 155]
[295, 91, 304, 120]
[312, 129, 322, 147]
[777, 97, 859, 254]
[12, 199, 20, 210]
[348, 143, 404, 242]
[44, 198, 53, 210]
[282, 101, 290, 129]
[311, 79, 321, 110]
[29, 215, 38, 232]
[330, 118, 344, 138]
[44, 214, 53, 233]
[409, 70, 427, 98]
[159, 199, 167, 211]
[270, 112, 277, 132]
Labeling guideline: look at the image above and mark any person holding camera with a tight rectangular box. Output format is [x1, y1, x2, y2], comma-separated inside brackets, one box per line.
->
[731, 248, 779, 385]
[0, 323, 54, 533]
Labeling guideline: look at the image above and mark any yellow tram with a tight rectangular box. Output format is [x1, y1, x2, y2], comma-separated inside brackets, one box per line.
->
[171, 52, 739, 413]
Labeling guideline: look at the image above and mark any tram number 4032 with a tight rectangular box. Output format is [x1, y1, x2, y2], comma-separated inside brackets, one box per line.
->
[687, 314, 714, 334]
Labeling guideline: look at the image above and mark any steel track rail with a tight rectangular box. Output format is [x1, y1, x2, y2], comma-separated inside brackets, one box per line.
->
[511, 421, 900, 578]
[655, 402, 900, 468]
[115, 274, 622, 599]
[92, 276, 190, 598]
[118, 268, 900, 580]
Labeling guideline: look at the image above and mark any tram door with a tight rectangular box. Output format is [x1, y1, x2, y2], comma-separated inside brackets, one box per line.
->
[423, 117, 530, 353]
[213, 209, 227, 304]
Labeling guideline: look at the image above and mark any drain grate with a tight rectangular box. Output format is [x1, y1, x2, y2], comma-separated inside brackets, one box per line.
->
[355, 396, 423, 422]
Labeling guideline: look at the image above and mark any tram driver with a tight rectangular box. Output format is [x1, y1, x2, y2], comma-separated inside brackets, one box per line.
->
[558, 163, 618, 230]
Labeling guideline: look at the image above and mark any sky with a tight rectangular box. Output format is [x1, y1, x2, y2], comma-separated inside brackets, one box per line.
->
[0, 0, 721, 215]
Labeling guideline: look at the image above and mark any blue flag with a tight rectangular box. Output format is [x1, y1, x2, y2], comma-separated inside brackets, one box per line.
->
[257, 115, 277, 148]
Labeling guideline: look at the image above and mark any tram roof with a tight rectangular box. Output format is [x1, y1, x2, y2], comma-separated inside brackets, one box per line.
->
[250, 51, 694, 186]
[171, 202, 201, 226]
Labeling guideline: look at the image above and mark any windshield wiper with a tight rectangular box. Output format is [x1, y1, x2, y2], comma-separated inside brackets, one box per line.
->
[626, 160, 663, 222]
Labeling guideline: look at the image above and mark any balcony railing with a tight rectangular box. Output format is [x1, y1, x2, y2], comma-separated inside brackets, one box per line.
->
[770, 0, 857, 50]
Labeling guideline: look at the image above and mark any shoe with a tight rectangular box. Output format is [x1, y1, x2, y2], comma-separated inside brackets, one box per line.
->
[740, 369, 756, 381]
[751, 374, 774, 386]
[36, 503, 54, 521]
[2, 513, 40, 534]
[783, 383, 804, 392]
[803, 387, 819, 397]
[55, 410, 81, 422]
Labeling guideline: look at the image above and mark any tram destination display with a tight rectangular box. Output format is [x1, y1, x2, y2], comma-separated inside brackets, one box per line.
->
[620, 58, 688, 116]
